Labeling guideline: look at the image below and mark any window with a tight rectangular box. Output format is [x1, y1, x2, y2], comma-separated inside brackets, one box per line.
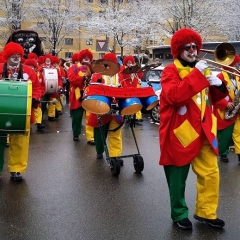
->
[115, 0, 123, 2]
[65, 52, 73, 58]
[86, 39, 93, 45]
[165, 53, 173, 60]
[99, 0, 107, 3]
[65, 38, 73, 45]
[87, 0, 93, 2]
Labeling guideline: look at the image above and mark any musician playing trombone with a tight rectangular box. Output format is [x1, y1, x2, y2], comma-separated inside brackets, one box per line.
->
[159, 28, 227, 230]
[213, 54, 240, 163]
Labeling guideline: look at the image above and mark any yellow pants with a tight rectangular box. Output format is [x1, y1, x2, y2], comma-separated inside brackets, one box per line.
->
[232, 116, 240, 154]
[8, 133, 30, 173]
[48, 97, 57, 117]
[85, 111, 94, 141]
[191, 140, 219, 219]
[135, 111, 142, 120]
[33, 106, 42, 124]
[56, 95, 63, 112]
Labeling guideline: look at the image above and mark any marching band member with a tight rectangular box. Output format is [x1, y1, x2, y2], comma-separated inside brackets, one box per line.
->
[24, 58, 45, 131]
[39, 54, 61, 121]
[0, 42, 41, 181]
[118, 55, 144, 122]
[214, 54, 240, 163]
[87, 53, 124, 161]
[159, 28, 226, 229]
[67, 49, 92, 141]
[52, 56, 65, 116]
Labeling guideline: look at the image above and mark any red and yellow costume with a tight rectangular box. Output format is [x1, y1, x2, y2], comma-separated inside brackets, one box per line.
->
[67, 49, 92, 140]
[0, 42, 41, 178]
[159, 28, 227, 225]
[214, 54, 240, 161]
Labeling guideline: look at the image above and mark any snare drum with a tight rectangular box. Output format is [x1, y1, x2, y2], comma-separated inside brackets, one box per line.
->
[0, 80, 32, 134]
[118, 97, 142, 115]
[43, 68, 58, 94]
[82, 95, 112, 115]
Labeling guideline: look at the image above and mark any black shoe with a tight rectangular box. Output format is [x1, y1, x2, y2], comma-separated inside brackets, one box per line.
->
[175, 218, 192, 230]
[10, 172, 23, 181]
[238, 154, 240, 162]
[97, 154, 103, 159]
[194, 214, 225, 228]
[57, 111, 63, 115]
[220, 155, 229, 162]
[117, 158, 124, 166]
[73, 136, 79, 141]
[48, 117, 56, 122]
[37, 123, 45, 130]
[87, 140, 95, 146]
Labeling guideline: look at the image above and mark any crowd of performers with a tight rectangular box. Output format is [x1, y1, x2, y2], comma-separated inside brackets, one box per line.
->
[2, 27, 240, 231]
[0, 43, 145, 182]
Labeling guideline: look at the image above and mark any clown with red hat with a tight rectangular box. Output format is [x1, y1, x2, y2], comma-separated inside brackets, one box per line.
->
[213, 53, 240, 164]
[118, 55, 144, 122]
[159, 28, 227, 229]
[86, 52, 124, 162]
[0, 42, 42, 181]
[67, 49, 93, 142]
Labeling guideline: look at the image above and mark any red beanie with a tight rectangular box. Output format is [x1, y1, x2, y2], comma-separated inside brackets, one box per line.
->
[71, 53, 79, 63]
[102, 52, 118, 63]
[171, 28, 202, 59]
[123, 55, 135, 65]
[79, 49, 93, 63]
[3, 42, 24, 60]
[28, 52, 38, 60]
[24, 59, 38, 69]
[0, 52, 5, 63]
[51, 56, 60, 64]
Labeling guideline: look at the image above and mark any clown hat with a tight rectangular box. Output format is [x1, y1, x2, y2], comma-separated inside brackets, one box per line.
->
[24, 59, 38, 69]
[3, 42, 24, 60]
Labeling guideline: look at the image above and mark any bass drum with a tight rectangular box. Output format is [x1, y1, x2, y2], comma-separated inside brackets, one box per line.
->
[43, 68, 58, 94]
[0, 80, 32, 135]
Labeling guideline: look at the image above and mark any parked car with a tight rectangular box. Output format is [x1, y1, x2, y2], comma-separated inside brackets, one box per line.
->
[141, 66, 164, 123]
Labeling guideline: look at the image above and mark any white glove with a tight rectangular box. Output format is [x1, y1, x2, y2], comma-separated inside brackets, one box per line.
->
[195, 60, 208, 73]
[206, 75, 222, 86]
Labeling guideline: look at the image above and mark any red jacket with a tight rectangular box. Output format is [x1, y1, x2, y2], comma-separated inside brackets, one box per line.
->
[159, 62, 227, 166]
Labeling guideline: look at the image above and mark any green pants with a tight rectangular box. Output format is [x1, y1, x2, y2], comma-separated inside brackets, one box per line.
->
[164, 164, 190, 222]
[71, 107, 84, 137]
[217, 124, 234, 156]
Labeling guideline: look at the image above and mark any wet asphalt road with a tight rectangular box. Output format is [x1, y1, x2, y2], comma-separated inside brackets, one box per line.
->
[1, 103, 240, 240]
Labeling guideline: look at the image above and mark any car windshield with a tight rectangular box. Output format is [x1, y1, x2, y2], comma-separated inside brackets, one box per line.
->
[145, 70, 162, 82]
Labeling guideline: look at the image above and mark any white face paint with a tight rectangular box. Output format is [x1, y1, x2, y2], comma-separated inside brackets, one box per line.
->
[9, 54, 21, 65]
[180, 43, 197, 63]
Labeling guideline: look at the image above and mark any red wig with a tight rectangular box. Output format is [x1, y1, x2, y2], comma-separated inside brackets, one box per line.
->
[28, 52, 38, 60]
[79, 49, 93, 63]
[123, 55, 135, 65]
[3, 42, 24, 60]
[44, 53, 52, 62]
[171, 28, 202, 59]
[102, 52, 118, 63]
[24, 59, 38, 69]
[71, 53, 79, 63]
[51, 56, 60, 64]
[38, 56, 44, 65]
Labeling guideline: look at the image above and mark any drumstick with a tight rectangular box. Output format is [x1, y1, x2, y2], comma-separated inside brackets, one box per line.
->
[40, 99, 58, 105]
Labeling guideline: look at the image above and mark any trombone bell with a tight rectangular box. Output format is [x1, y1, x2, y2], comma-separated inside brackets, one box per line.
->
[201, 42, 235, 66]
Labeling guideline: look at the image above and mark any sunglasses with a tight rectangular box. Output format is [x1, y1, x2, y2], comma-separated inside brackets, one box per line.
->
[184, 44, 197, 51]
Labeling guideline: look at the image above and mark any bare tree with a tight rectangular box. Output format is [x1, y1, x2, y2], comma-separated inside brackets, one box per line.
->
[159, 0, 224, 41]
[0, 0, 33, 46]
[28, 0, 84, 55]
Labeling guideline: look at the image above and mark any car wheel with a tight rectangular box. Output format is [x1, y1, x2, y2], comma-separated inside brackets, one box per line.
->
[150, 104, 160, 123]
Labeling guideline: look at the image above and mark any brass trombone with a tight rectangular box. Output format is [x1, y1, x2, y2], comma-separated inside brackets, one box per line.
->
[198, 42, 240, 77]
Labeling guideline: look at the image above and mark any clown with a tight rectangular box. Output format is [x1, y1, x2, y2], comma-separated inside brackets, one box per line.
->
[214, 54, 240, 163]
[0, 42, 41, 181]
[67, 49, 92, 141]
[159, 28, 227, 230]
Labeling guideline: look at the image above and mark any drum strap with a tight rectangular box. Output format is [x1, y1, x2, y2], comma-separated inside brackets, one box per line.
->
[108, 122, 124, 132]
[2, 63, 23, 80]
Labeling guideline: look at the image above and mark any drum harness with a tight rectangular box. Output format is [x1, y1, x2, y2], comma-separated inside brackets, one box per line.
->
[1, 62, 24, 80]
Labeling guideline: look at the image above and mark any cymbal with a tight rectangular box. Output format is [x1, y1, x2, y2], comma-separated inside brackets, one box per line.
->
[122, 65, 141, 74]
[138, 63, 162, 72]
[91, 59, 120, 76]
